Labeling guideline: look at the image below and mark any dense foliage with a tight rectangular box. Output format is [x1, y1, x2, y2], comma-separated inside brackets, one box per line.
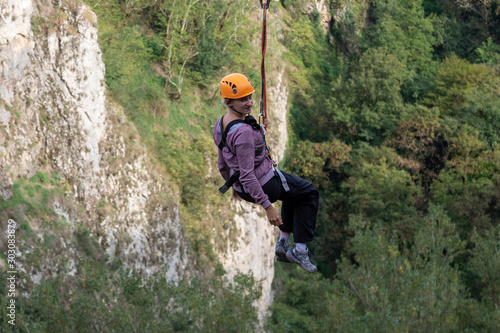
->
[0, 261, 261, 332]
[272, 0, 500, 331]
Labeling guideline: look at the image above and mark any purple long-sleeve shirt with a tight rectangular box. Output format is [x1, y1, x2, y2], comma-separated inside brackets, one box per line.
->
[213, 117, 275, 209]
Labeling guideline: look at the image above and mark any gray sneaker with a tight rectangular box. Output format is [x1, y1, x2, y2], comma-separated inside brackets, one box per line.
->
[275, 238, 292, 263]
[286, 244, 317, 273]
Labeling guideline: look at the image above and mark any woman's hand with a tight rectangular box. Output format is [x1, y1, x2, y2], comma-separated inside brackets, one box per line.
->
[265, 205, 282, 227]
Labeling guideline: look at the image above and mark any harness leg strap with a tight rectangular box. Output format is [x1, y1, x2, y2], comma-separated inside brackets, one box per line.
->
[274, 166, 290, 192]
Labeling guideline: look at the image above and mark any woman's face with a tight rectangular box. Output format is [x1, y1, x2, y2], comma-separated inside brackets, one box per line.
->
[228, 94, 253, 114]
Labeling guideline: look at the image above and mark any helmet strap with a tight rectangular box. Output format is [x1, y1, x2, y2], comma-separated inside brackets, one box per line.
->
[229, 105, 248, 116]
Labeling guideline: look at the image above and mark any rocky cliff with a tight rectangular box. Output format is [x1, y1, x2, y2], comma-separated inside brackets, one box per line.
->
[0, 0, 189, 282]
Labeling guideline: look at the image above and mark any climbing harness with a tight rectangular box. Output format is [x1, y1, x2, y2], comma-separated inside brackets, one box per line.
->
[217, 115, 266, 194]
[217, 114, 289, 194]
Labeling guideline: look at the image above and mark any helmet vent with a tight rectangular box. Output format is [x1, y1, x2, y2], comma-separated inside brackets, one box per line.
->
[223, 81, 237, 89]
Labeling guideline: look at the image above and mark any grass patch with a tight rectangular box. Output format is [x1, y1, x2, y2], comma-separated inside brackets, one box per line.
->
[0, 170, 69, 227]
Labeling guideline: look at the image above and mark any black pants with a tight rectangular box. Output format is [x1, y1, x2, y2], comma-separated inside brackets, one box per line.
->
[236, 171, 319, 243]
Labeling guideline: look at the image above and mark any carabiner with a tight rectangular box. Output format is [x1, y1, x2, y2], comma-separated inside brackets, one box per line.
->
[260, 0, 271, 10]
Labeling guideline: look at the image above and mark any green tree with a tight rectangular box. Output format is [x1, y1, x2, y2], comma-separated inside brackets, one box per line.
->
[425, 55, 500, 145]
[476, 37, 500, 65]
[267, 270, 334, 333]
[364, 0, 437, 99]
[0, 261, 261, 332]
[469, 226, 500, 305]
[285, 139, 351, 189]
[327, 48, 406, 144]
[342, 145, 422, 237]
[385, 104, 446, 192]
[455, 224, 500, 330]
[189, 17, 226, 84]
[282, 6, 338, 142]
[430, 137, 500, 236]
[365, 0, 435, 70]
[152, 0, 255, 96]
[325, 206, 466, 332]
[454, 0, 500, 40]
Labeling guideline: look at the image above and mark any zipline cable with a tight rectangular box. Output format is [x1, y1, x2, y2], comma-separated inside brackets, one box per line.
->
[259, 0, 271, 134]
[257, 0, 290, 192]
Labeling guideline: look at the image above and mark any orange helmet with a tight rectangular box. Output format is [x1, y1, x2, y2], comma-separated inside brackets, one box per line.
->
[220, 73, 255, 99]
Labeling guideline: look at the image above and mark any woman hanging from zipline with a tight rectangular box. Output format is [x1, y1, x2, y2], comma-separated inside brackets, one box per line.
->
[213, 73, 319, 273]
